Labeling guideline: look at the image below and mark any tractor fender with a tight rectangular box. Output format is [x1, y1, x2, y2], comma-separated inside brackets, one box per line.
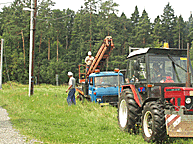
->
[141, 98, 160, 110]
[122, 84, 143, 107]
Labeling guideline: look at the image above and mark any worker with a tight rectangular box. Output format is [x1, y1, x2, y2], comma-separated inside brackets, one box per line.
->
[151, 63, 162, 82]
[85, 51, 94, 72]
[66, 72, 76, 106]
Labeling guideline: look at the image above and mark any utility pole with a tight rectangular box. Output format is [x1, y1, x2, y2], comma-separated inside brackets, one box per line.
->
[0, 39, 3, 90]
[29, 0, 37, 96]
[186, 43, 191, 87]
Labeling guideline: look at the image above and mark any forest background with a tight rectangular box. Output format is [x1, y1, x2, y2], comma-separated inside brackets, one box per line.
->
[1, 0, 193, 85]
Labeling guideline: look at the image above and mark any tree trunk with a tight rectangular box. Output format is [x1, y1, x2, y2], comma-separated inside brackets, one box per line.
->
[48, 38, 50, 60]
[17, 42, 19, 58]
[38, 32, 42, 85]
[143, 37, 145, 45]
[57, 34, 59, 61]
[90, 10, 92, 50]
[66, 35, 68, 49]
[179, 27, 180, 49]
[21, 30, 25, 66]
[123, 41, 125, 55]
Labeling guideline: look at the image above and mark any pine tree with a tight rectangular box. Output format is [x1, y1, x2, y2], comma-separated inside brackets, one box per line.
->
[161, 2, 176, 47]
[130, 6, 140, 47]
[173, 15, 186, 49]
[187, 13, 193, 43]
[135, 9, 151, 47]
[152, 16, 163, 47]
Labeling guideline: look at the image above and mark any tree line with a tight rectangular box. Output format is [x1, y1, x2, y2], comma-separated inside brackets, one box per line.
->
[1, 0, 193, 85]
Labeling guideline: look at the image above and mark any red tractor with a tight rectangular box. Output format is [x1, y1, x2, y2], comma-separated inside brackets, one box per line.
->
[118, 48, 193, 142]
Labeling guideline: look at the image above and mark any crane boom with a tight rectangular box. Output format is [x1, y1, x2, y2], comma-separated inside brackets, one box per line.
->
[86, 36, 114, 76]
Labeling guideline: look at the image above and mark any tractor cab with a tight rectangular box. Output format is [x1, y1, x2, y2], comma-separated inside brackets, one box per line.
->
[127, 48, 193, 101]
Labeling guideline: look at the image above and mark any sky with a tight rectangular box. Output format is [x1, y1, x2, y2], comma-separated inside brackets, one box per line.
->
[1, 0, 193, 22]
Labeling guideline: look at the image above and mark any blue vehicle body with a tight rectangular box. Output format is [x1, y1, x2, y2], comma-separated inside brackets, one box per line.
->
[87, 71, 123, 106]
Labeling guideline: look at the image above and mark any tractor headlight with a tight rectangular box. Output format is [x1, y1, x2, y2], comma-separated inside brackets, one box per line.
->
[185, 97, 191, 104]
[96, 98, 101, 102]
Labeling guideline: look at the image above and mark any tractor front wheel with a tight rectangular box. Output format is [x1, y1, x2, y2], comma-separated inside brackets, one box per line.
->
[118, 89, 139, 133]
[142, 101, 166, 142]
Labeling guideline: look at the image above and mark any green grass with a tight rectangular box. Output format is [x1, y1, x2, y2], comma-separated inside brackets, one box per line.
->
[0, 82, 193, 144]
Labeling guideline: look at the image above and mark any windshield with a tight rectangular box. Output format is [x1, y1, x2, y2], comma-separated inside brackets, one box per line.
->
[149, 56, 189, 83]
[95, 76, 124, 87]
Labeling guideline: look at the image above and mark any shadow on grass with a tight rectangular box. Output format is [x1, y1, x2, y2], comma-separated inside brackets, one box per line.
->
[11, 118, 69, 128]
[11, 118, 43, 123]
[128, 126, 193, 144]
[1, 104, 8, 108]
[164, 136, 193, 144]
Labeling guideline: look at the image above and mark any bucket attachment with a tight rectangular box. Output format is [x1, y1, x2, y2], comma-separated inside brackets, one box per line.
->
[165, 107, 193, 137]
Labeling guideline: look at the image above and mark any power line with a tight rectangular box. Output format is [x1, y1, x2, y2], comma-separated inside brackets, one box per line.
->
[36, 14, 72, 21]
[0, 2, 12, 5]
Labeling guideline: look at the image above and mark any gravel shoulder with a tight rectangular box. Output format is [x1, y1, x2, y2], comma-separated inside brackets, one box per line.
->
[0, 107, 43, 144]
[0, 106, 26, 143]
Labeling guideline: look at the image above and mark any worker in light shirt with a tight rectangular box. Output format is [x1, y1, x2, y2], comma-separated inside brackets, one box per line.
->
[66, 72, 76, 106]
[85, 51, 94, 72]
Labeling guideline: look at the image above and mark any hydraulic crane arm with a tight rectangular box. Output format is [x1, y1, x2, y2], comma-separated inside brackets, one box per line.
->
[86, 36, 114, 76]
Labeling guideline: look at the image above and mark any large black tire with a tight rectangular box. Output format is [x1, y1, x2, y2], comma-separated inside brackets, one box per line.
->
[118, 89, 139, 133]
[79, 94, 84, 101]
[142, 101, 166, 142]
[77, 93, 84, 101]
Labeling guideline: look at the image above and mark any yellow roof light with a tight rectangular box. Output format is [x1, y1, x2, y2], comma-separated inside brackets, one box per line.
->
[163, 42, 169, 48]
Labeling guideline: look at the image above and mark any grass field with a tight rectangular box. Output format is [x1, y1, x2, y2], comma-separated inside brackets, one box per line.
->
[0, 82, 193, 144]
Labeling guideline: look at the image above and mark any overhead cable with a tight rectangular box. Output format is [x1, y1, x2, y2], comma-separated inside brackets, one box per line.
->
[0, 2, 12, 5]
[36, 14, 72, 21]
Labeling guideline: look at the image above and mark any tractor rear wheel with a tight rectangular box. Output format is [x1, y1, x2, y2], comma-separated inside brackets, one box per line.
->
[118, 89, 139, 133]
[142, 101, 166, 142]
